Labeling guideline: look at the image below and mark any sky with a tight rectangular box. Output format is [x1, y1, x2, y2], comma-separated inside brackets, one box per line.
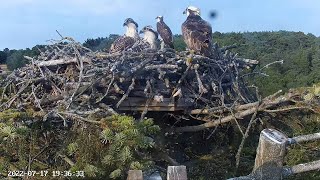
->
[1, 0, 320, 49]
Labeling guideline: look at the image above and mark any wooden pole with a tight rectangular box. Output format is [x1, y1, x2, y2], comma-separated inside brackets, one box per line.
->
[127, 170, 143, 180]
[167, 166, 188, 180]
[251, 129, 287, 180]
[283, 159, 320, 177]
[287, 132, 320, 145]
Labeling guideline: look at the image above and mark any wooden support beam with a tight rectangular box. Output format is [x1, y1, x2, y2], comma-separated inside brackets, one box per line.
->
[118, 97, 192, 112]
[167, 166, 188, 180]
[127, 170, 143, 180]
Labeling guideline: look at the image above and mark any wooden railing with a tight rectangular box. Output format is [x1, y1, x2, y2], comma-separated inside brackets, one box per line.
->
[229, 129, 320, 180]
[127, 129, 320, 180]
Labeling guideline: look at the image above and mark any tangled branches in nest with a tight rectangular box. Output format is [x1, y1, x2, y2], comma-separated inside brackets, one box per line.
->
[1, 36, 319, 135]
[0, 36, 257, 126]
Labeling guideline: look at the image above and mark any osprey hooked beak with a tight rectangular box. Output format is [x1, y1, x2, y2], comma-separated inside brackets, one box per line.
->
[139, 30, 144, 34]
[183, 10, 187, 15]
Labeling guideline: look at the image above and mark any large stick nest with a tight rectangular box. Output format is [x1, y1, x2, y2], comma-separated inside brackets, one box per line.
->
[0, 37, 259, 127]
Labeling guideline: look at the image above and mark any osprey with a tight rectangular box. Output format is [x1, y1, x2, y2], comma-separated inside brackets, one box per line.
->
[130, 26, 159, 51]
[156, 16, 174, 49]
[109, 18, 139, 53]
[182, 6, 213, 57]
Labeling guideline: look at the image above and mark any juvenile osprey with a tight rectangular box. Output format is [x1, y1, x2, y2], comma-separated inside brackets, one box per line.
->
[182, 6, 213, 57]
[130, 26, 159, 51]
[156, 16, 174, 49]
[109, 18, 139, 53]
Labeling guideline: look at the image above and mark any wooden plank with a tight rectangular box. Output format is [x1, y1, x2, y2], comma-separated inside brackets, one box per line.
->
[121, 97, 193, 107]
[120, 97, 176, 107]
[167, 166, 187, 180]
[118, 97, 193, 112]
[118, 106, 182, 112]
[127, 170, 143, 180]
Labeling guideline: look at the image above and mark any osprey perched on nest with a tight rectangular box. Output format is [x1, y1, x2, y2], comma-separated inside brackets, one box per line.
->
[182, 6, 213, 57]
[129, 26, 159, 52]
[156, 16, 174, 49]
[109, 18, 139, 53]
[140, 26, 158, 49]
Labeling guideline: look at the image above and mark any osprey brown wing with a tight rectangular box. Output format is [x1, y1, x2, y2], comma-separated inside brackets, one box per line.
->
[129, 39, 151, 52]
[157, 22, 174, 49]
[109, 36, 135, 53]
[182, 16, 213, 57]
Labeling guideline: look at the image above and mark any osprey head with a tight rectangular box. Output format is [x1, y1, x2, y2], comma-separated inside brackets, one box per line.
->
[139, 26, 158, 39]
[183, 6, 201, 16]
[123, 18, 138, 28]
[155, 16, 163, 22]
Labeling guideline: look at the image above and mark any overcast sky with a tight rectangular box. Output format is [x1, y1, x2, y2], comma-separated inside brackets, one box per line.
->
[1, 0, 320, 49]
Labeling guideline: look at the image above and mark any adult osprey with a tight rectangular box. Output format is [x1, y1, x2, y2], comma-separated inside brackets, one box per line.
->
[182, 6, 213, 57]
[130, 26, 159, 52]
[109, 18, 139, 53]
[156, 16, 174, 49]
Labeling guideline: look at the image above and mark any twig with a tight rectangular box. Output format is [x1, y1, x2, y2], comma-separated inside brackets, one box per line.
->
[116, 78, 135, 108]
[96, 73, 115, 103]
[57, 153, 75, 167]
[56, 30, 64, 39]
[235, 105, 259, 168]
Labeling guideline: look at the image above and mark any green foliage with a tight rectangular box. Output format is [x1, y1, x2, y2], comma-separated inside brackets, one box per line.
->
[0, 51, 7, 64]
[67, 142, 79, 156]
[98, 115, 159, 178]
[214, 31, 320, 96]
[0, 110, 159, 179]
[0, 109, 30, 122]
[130, 161, 143, 170]
[4, 46, 40, 71]
[63, 115, 160, 179]
[83, 34, 120, 51]
[84, 164, 99, 177]
[0, 125, 16, 139]
[109, 169, 122, 179]
[173, 34, 186, 51]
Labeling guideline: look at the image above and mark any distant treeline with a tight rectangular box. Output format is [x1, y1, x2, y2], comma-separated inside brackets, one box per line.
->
[2, 31, 320, 96]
